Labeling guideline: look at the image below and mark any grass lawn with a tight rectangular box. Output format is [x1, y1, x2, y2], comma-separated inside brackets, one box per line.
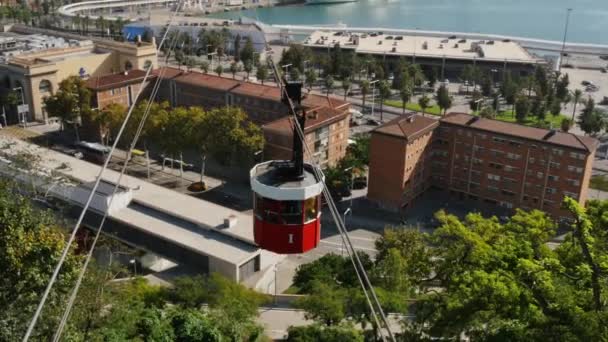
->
[385, 99, 569, 129]
[490, 110, 569, 129]
[590, 175, 608, 192]
[283, 285, 301, 295]
[384, 100, 443, 116]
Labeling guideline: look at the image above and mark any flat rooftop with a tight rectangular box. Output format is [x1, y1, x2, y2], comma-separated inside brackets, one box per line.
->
[304, 30, 539, 64]
[253, 161, 321, 190]
[0, 136, 260, 266]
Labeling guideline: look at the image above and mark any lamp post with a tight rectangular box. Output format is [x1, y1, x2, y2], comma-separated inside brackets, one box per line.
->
[281, 63, 292, 79]
[559, 8, 573, 73]
[129, 259, 137, 276]
[342, 207, 351, 256]
[370, 79, 379, 117]
[343, 166, 354, 209]
[13, 86, 26, 127]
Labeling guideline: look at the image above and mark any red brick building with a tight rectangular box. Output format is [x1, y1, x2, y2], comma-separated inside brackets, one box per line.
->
[153, 67, 351, 166]
[86, 69, 154, 110]
[368, 112, 599, 220]
[263, 107, 350, 167]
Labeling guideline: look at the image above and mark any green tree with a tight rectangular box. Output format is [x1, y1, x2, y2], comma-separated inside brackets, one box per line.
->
[561, 117, 572, 132]
[256, 64, 269, 85]
[357, 80, 369, 110]
[403, 206, 608, 341]
[44, 75, 92, 141]
[229, 61, 239, 79]
[87, 103, 126, 145]
[479, 106, 496, 119]
[515, 95, 530, 123]
[324, 75, 334, 95]
[150, 106, 196, 178]
[280, 44, 313, 74]
[233, 34, 241, 62]
[577, 100, 605, 136]
[304, 69, 316, 90]
[243, 60, 253, 80]
[0, 180, 80, 341]
[399, 84, 412, 114]
[194, 106, 264, 165]
[294, 281, 347, 326]
[200, 61, 209, 74]
[240, 37, 255, 65]
[418, 94, 431, 117]
[214, 64, 223, 77]
[435, 85, 452, 115]
[286, 324, 364, 342]
[378, 80, 391, 121]
[342, 78, 351, 101]
[571, 88, 583, 122]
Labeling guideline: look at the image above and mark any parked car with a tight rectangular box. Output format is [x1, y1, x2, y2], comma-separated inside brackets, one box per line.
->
[582, 80, 594, 86]
[366, 118, 381, 126]
[352, 176, 368, 190]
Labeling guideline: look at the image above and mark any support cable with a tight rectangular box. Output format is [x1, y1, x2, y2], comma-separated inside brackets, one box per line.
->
[268, 59, 396, 341]
[21, 2, 183, 340]
[51, 27, 183, 342]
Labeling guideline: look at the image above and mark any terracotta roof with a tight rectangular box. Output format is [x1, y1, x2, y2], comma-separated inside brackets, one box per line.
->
[263, 108, 350, 136]
[373, 113, 439, 141]
[152, 66, 185, 79]
[155, 67, 349, 112]
[85, 69, 152, 91]
[441, 112, 599, 152]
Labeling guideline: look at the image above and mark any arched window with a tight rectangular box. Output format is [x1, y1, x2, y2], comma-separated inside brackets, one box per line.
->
[39, 79, 52, 93]
[124, 60, 133, 71]
[143, 60, 152, 70]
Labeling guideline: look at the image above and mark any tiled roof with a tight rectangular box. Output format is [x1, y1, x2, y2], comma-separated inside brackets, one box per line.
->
[85, 69, 152, 90]
[263, 107, 350, 135]
[155, 67, 350, 111]
[441, 112, 599, 152]
[373, 113, 439, 141]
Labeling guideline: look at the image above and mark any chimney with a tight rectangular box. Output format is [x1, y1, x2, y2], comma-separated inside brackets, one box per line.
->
[223, 215, 237, 229]
[407, 115, 415, 123]
[308, 110, 319, 120]
[137, 34, 142, 43]
[124, 70, 128, 76]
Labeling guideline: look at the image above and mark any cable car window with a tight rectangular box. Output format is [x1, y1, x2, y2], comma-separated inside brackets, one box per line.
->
[304, 197, 318, 222]
[281, 200, 303, 225]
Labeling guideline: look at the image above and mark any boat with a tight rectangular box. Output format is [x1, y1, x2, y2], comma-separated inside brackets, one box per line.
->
[305, 0, 357, 5]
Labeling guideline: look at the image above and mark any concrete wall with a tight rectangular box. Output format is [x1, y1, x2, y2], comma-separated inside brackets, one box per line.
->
[367, 132, 407, 210]
[209, 255, 238, 282]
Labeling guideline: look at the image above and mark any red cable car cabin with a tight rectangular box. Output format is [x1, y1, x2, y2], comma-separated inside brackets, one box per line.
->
[250, 161, 324, 254]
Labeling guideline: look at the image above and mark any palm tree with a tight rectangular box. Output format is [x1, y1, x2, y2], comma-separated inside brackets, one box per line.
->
[418, 95, 431, 117]
[200, 61, 209, 74]
[571, 89, 583, 122]
[360, 80, 370, 109]
[342, 79, 351, 101]
[399, 85, 412, 114]
[324, 75, 334, 96]
[230, 62, 239, 79]
[377, 80, 391, 121]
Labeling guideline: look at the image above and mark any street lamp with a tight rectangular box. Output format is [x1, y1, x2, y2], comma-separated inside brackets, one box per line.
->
[129, 258, 137, 276]
[13, 86, 27, 127]
[370, 80, 379, 117]
[559, 8, 573, 73]
[473, 98, 484, 114]
[254, 150, 263, 162]
[343, 166, 354, 209]
[281, 63, 292, 78]
[342, 207, 352, 256]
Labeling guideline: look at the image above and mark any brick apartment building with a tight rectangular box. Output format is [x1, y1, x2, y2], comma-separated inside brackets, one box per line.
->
[153, 67, 351, 166]
[368, 112, 599, 220]
[262, 107, 350, 167]
[86, 70, 155, 109]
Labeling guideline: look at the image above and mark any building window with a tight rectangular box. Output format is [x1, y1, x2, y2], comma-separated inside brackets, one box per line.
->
[549, 162, 560, 169]
[537, 171, 543, 178]
[488, 174, 501, 181]
[506, 152, 521, 160]
[552, 148, 564, 156]
[548, 175, 559, 181]
[546, 187, 557, 194]
[564, 191, 578, 198]
[39, 79, 52, 93]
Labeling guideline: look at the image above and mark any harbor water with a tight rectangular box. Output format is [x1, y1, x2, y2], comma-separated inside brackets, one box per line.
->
[211, 0, 608, 44]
